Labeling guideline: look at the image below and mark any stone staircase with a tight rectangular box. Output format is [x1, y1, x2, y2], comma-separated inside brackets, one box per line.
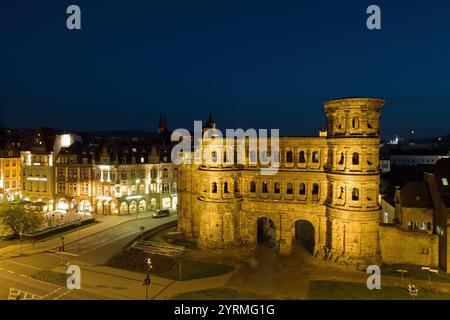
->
[132, 240, 186, 257]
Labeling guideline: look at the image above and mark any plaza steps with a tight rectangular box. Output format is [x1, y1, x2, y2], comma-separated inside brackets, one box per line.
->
[132, 240, 186, 257]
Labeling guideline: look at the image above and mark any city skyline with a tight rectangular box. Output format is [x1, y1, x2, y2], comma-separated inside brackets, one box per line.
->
[2, 1, 450, 138]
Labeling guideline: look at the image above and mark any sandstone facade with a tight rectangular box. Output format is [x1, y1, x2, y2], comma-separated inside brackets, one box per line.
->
[178, 97, 384, 269]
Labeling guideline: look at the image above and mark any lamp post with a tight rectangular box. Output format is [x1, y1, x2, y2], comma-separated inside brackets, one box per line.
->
[19, 229, 23, 257]
[77, 221, 82, 253]
[397, 269, 408, 288]
[422, 266, 431, 291]
[422, 267, 439, 292]
[135, 179, 140, 219]
[143, 257, 152, 300]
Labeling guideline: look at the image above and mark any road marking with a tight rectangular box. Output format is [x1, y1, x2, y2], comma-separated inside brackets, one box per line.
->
[8, 270, 15, 274]
[8, 287, 43, 300]
[3, 259, 42, 271]
[19, 274, 28, 278]
[47, 250, 79, 257]
[42, 287, 63, 298]
[53, 289, 72, 300]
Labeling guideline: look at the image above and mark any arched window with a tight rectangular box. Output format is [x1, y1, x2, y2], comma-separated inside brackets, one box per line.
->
[274, 182, 280, 194]
[299, 183, 306, 195]
[352, 152, 359, 165]
[163, 168, 169, 178]
[212, 182, 217, 193]
[338, 186, 344, 199]
[352, 118, 359, 129]
[312, 151, 319, 163]
[250, 181, 256, 193]
[352, 188, 359, 201]
[299, 151, 306, 163]
[286, 183, 293, 195]
[338, 152, 344, 165]
[234, 180, 239, 193]
[262, 181, 268, 193]
[224, 182, 229, 193]
[286, 151, 293, 163]
[211, 151, 217, 163]
[223, 151, 227, 163]
[312, 183, 319, 195]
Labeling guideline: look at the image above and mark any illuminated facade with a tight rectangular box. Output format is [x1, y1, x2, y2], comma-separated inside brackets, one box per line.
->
[0, 136, 22, 202]
[20, 128, 56, 210]
[51, 118, 177, 215]
[178, 97, 384, 269]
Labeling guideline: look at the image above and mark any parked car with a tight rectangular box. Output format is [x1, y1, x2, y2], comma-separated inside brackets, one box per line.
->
[152, 209, 170, 218]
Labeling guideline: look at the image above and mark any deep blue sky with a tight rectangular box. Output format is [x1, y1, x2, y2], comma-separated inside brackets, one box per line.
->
[1, 0, 450, 138]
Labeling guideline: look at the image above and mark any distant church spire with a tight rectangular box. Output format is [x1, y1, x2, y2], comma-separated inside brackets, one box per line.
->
[157, 113, 167, 135]
[205, 113, 216, 129]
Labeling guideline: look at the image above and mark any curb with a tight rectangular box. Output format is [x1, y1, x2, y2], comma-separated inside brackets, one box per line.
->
[0, 213, 178, 256]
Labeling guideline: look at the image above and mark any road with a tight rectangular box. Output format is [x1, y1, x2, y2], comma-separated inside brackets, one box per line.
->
[0, 212, 178, 300]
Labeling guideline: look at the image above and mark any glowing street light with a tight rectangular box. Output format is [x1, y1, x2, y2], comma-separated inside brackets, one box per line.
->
[422, 266, 439, 291]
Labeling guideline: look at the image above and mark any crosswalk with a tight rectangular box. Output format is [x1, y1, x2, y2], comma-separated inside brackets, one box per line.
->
[8, 287, 42, 300]
[8, 287, 73, 300]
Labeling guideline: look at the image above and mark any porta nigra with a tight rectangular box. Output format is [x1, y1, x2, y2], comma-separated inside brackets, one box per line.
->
[178, 97, 384, 269]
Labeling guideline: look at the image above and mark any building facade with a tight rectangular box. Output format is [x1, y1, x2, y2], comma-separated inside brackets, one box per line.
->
[20, 128, 56, 210]
[178, 97, 384, 269]
[51, 120, 178, 215]
[0, 138, 22, 202]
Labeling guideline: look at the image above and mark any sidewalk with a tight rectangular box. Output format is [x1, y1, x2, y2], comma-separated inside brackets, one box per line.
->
[0, 211, 156, 258]
[52, 261, 237, 300]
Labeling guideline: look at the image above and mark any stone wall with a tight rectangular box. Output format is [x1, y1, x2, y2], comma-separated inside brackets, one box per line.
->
[380, 225, 438, 267]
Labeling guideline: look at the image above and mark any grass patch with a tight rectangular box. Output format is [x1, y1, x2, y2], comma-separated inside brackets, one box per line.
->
[32, 270, 67, 286]
[160, 260, 234, 281]
[381, 264, 450, 284]
[170, 287, 275, 300]
[306, 280, 450, 300]
[105, 249, 176, 274]
[105, 249, 234, 280]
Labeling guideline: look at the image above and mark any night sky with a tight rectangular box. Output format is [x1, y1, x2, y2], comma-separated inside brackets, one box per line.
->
[1, 0, 450, 138]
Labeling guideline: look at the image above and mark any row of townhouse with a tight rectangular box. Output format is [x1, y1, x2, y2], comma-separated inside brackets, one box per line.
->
[0, 118, 178, 215]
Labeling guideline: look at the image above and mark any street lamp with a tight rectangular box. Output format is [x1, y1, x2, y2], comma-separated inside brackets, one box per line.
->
[77, 221, 82, 253]
[142, 258, 152, 300]
[421, 266, 439, 292]
[397, 269, 408, 288]
[135, 179, 141, 219]
[19, 229, 23, 256]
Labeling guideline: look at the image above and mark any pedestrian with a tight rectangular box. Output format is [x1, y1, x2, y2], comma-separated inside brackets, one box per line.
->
[59, 236, 65, 252]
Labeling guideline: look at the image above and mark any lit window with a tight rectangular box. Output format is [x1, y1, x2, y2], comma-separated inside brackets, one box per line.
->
[442, 178, 449, 186]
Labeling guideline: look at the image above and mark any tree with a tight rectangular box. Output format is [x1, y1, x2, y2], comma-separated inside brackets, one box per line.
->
[0, 203, 44, 237]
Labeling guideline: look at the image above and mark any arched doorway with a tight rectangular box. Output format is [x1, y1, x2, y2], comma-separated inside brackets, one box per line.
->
[150, 198, 157, 210]
[257, 217, 276, 249]
[103, 201, 111, 215]
[129, 201, 137, 214]
[294, 220, 315, 255]
[138, 199, 146, 212]
[71, 199, 78, 212]
[120, 202, 128, 214]
[80, 200, 91, 213]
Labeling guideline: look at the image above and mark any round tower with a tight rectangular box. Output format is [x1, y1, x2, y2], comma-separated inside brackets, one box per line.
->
[195, 121, 243, 250]
[324, 97, 384, 269]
